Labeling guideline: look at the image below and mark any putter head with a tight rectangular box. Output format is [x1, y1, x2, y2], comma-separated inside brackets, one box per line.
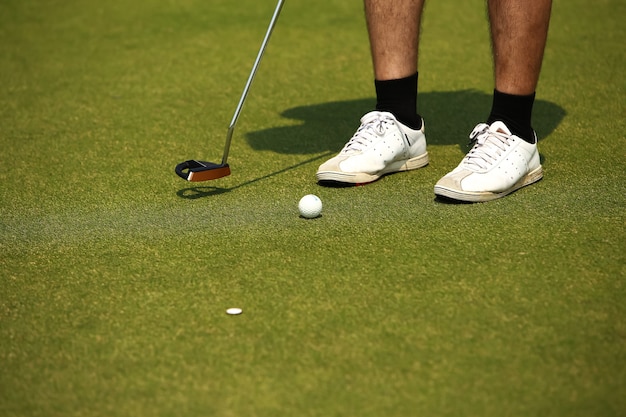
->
[175, 160, 231, 182]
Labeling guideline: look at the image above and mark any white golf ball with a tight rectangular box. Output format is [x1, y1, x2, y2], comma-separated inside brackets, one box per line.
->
[298, 194, 322, 218]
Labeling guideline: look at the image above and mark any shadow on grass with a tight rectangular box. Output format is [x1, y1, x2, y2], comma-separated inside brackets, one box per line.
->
[246, 90, 566, 154]
[176, 153, 332, 199]
[177, 90, 565, 198]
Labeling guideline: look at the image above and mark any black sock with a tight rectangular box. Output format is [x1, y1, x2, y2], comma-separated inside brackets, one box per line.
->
[487, 89, 536, 143]
[375, 72, 423, 130]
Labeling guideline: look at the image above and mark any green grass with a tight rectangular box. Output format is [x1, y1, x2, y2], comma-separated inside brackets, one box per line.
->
[1, 0, 625, 416]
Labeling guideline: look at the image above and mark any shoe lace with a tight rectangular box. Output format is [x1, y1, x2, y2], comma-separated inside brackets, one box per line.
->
[463, 123, 513, 170]
[341, 112, 396, 154]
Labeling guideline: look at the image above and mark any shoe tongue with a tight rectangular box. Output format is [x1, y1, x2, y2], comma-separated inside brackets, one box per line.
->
[360, 111, 394, 124]
[489, 121, 512, 135]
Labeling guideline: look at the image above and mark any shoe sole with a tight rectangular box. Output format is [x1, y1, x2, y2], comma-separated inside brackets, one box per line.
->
[317, 152, 429, 186]
[434, 165, 543, 202]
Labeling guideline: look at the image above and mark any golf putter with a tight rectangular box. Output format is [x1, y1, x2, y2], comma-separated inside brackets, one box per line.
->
[175, 0, 285, 182]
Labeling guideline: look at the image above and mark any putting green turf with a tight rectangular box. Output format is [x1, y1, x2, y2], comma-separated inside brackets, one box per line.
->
[1, 0, 625, 416]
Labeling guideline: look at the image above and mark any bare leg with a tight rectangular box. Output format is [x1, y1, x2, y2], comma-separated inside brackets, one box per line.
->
[316, 0, 428, 185]
[365, 0, 426, 81]
[433, 0, 552, 201]
[488, 0, 552, 95]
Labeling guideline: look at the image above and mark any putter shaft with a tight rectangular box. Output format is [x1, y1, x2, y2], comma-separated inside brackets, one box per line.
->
[221, 0, 285, 165]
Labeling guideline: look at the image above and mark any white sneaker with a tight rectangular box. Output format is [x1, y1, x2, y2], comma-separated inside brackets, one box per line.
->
[434, 121, 543, 202]
[317, 111, 429, 185]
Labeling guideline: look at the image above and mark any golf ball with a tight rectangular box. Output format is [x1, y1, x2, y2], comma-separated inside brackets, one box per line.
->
[298, 194, 322, 218]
